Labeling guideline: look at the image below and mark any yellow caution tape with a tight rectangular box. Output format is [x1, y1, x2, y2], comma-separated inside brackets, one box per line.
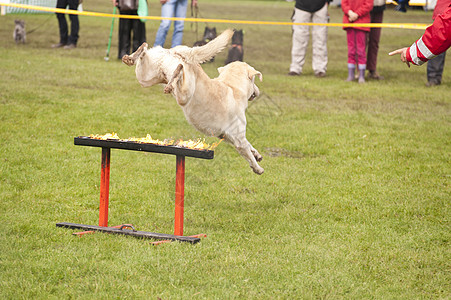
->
[2, 3, 429, 30]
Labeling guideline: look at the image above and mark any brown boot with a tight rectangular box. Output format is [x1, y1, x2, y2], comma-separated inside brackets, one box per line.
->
[368, 71, 384, 80]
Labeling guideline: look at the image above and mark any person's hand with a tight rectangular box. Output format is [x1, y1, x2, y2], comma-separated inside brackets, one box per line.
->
[348, 10, 358, 22]
[389, 47, 410, 68]
[160, 0, 168, 4]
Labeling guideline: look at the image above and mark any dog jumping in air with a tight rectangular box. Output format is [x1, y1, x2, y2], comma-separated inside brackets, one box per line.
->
[122, 29, 264, 175]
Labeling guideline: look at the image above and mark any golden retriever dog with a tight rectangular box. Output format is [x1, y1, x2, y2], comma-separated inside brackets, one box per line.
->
[122, 29, 264, 174]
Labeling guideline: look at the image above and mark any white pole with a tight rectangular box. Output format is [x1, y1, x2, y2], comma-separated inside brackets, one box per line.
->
[0, 0, 10, 16]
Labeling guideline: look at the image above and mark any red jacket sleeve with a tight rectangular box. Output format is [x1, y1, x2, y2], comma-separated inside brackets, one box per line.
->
[354, 0, 373, 18]
[406, 5, 451, 65]
[341, 0, 350, 16]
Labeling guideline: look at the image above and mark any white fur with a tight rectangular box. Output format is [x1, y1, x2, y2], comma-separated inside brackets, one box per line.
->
[122, 29, 264, 174]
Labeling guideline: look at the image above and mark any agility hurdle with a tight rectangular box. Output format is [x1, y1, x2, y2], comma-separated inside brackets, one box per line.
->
[56, 136, 214, 244]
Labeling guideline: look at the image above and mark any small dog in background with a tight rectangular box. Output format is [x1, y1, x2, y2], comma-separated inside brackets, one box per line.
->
[193, 27, 217, 62]
[193, 27, 217, 47]
[225, 29, 243, 65]
[14, 19, 26, 44]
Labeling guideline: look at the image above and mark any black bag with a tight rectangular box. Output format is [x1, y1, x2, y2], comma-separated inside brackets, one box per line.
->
[118, 0, 139, 11]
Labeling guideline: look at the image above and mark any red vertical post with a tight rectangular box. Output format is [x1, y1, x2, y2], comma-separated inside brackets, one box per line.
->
[99, 147, 111, 227]
[174, 155, 185, 236]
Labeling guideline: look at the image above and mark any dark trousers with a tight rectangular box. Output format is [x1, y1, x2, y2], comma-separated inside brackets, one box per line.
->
[367, 10, 384, 72]
[56, 0, 79, 45]
[118, 10, 146, 59]
[427, 52, 446, 84]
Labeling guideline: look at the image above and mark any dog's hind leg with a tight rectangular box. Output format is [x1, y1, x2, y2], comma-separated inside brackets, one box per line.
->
[122, 42, 148, 66]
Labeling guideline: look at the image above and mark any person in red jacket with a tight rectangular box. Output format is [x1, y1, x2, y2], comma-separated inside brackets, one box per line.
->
[389, 4, 451, 69]
[342, 0, 373, 83]
[425, 0, 450, 86]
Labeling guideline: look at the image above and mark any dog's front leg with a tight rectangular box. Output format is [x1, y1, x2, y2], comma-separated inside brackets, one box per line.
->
[164, 64, 183, 94]
[164, 64, 191, 106]
[122, 42, 148, 66]
[225, 133, 264, 175]
[237, 141, 264, 175]
[250, 144, 263, 162]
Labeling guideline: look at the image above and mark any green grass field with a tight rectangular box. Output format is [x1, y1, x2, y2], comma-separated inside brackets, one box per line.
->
[0, 1, 450, 298]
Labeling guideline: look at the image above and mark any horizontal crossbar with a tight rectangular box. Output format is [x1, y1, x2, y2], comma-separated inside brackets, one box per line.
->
[56, 222, 200, 244]
[74, 137, 214, 159]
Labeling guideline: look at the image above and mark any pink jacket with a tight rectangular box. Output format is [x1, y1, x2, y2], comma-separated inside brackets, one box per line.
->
[341, 0, 374, 32]
[406, 5, 451, 65]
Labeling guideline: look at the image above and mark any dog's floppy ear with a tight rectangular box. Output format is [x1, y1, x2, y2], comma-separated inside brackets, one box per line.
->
[247, 66, 263, 82]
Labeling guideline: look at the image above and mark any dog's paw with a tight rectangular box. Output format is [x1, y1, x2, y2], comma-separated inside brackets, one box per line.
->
[251, 149, 263, 162]
[252, 165, 264, 175]
[122, 55, 134, 66]
[254, 152, 263, 162]
[164, 84, 173, 94]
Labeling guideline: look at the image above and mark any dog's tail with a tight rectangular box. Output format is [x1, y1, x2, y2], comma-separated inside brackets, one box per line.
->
[179, 29, 234, 64]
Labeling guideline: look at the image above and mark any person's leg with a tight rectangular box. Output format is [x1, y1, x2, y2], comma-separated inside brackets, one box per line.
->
[367, 10, 383, 78]
[427, 52, 446, 86]
[395, 0, 407, 12]
[55, 0, 69, 45]
[311, 3, 328, 76]
[132, 17, 147, 52]
[67, 0, 79, 45]
[118, 11, 133, 58]
[346, 29, 356, 81]
[154, 0, 175, 47]
[171, 0, 188, 47]
[356, 30, 368, 83]
[289, 8, 312, 75]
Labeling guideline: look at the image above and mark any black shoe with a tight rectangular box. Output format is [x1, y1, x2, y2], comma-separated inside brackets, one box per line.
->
[288, 71, 300, 76]
[426, 80, 440, 87]
[315, 72, 326, 78]
[395, 4, 407, 12]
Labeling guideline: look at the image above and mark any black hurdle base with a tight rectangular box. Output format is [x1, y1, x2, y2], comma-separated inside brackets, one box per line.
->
[56, 222, 200, 244]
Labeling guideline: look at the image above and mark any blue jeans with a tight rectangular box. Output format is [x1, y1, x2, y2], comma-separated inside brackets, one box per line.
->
[153, 0, 188, 48]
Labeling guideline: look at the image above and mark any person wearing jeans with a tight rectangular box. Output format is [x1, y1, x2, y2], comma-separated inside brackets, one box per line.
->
[52, 0, 79, 49]
[154, 0, 197, 48]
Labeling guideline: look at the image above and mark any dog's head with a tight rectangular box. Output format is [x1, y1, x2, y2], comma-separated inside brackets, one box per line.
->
[135, 46, 171, 87]
[202, 27, 217, 42]
[15, 19, 25, 29]
[231, 30, 243, 45]
[218, 61, 262, 101]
